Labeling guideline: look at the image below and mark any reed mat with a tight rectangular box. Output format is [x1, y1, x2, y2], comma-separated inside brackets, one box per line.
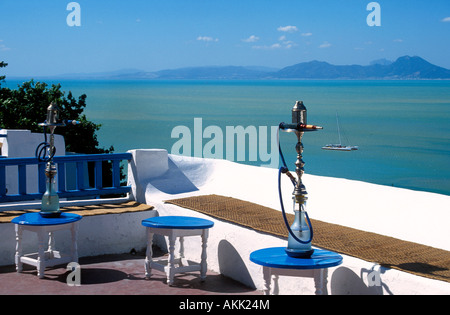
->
[165, 194, 450, 283]
[0, 201, 154, 223]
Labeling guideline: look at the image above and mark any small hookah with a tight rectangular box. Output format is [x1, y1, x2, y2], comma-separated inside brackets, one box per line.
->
[278, 101, 322, 258]
[36, 102, 77, 218]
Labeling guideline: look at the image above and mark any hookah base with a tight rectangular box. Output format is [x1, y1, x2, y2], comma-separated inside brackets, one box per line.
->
[285, 248, 314, 258]
[39, 211, 62, 218]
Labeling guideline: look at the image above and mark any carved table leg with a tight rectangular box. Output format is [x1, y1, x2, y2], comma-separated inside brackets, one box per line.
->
[200, 229, 209, 281]
[71, 222, 79, 263]
[144, 229, 154, 278]
[37, 230, 46, 278]
[263, 267, 272, 295]
[314, 268, 328, 295]
[15, 225, 23, 273]
[167, 234, 176, 286]
[48, 232, 55, 259]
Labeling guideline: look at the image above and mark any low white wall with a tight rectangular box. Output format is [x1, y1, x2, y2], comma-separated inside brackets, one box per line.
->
[0, 148, 449, 295]
[127, 149, 450, 295]
[146, 199, 450, 295]
[0, 129, 65, 195]
[0, 206, 156, 267]
[0, 129, 65, 159]
[127, 149, 169, 204]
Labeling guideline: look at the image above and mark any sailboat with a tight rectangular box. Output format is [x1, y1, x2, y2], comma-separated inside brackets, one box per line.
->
[322, 112, 358, 151]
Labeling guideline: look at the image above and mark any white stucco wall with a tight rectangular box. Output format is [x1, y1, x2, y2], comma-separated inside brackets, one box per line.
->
[125, 149, 450, 295]
[0, 129, 65, 195]
[0, 147, 448, 295]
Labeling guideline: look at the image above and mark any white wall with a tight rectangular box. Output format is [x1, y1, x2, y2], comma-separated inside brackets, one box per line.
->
[0, 129, 65, 195]
[0, 148, 448, 295]
[125, 149, 450, 295]
[0, 208, 155, 266]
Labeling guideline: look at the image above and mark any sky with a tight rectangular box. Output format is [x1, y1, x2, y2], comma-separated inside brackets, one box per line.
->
[0, 0, 449, 77]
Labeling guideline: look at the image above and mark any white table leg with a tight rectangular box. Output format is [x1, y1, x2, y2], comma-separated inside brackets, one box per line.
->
[71, 222, 79, 263]
[263, 267, 272, 295]
[200, 229, 208, 281]
[167, 234, 176, 286]
[314, 268, 328, 295]
[15, 225, 23, 273]
[179, 236, 186, 266]
[37, 231, 46, 278]
[272, 274, 280, 295]
[145, 229, 153, 278]
[48, 232, 55, 259]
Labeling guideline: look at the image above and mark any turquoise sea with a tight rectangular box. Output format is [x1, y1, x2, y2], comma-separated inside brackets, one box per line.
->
[5, 79, 450, 196]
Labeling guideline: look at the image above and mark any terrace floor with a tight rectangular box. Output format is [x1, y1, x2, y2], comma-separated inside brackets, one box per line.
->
[0, 247, 261, 295]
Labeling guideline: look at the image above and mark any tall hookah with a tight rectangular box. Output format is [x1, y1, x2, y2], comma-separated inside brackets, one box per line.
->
[279, 101, 322, 258]
[36, 102, 78, 218]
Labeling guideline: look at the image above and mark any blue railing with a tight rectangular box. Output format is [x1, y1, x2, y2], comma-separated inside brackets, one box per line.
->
[0, 153, 132, 203]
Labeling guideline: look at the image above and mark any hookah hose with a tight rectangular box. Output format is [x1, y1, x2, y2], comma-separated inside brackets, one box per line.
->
[35, 120, 79, 162]
[35, 126, 56, 162]
[277, 125, 314, 244]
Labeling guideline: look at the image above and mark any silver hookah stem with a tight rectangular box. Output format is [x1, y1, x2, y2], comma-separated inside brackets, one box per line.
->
[292, 101, 308, 208]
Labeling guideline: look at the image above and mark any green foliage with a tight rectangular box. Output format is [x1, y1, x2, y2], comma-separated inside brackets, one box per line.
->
[0, 61, 7, 82]
[0, 61, 125, 190]
[0, 65, 113, 155]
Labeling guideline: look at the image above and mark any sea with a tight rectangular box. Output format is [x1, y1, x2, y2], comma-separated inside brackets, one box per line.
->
[5, 79, 450, 196]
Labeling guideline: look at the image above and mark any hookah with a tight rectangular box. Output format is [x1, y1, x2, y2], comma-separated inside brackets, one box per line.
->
[36, 102, 78, 218]
[278, 101, 322, 258]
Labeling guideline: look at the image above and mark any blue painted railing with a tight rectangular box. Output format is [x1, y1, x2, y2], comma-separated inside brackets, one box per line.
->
[0, 153, 132, 203]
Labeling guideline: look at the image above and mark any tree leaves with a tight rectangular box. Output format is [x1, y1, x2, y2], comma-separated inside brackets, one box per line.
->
[0, 63, 113, 155]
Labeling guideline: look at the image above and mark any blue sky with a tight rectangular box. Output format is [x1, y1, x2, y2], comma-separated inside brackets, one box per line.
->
[1, 0, 449, 76]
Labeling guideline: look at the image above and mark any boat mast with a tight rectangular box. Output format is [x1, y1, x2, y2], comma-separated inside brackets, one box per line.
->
[336, 112, 342, 146]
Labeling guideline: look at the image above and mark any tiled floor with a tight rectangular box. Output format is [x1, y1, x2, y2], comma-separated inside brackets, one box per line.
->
[0, 248, 261, 295]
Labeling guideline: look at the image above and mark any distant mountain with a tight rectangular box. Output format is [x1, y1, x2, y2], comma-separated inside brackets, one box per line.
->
[154, 66, 273, 79]
[370, 58, 393, 66]
[385, 56, 450, 79]
[25, 55, 449, 80]
[152, 56, 450, 79]
[63, 69, 159, 80]
[275, 56, 450, 79]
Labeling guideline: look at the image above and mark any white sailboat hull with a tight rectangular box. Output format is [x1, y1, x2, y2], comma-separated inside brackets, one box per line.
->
[322, 112, 358, 151]
[322, 144, 358, 151]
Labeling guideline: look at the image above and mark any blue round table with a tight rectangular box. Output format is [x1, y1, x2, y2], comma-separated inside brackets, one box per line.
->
[141, 216, 214, 286]
[12, 212, 82, 226]
[250, 247, 342, 295]
[12, 212, 82, 278]
[142, 216, 214, 230]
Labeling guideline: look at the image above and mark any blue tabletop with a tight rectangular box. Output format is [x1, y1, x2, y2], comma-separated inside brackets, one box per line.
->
[142, 216, 214, 230]
[250, 247, 342, 270]
[12, 212, 82, 226]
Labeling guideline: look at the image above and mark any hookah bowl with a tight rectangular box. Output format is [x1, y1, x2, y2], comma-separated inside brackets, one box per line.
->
[40, 161, 60, 218]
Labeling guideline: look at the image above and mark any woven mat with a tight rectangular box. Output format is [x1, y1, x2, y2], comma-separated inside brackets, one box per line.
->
[165, 194, 450, 283]
[0, 201, 154, 223]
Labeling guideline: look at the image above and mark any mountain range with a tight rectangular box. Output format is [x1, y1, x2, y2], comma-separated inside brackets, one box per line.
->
[43, 56, 450, 80]
[275, 56, 450, 79]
